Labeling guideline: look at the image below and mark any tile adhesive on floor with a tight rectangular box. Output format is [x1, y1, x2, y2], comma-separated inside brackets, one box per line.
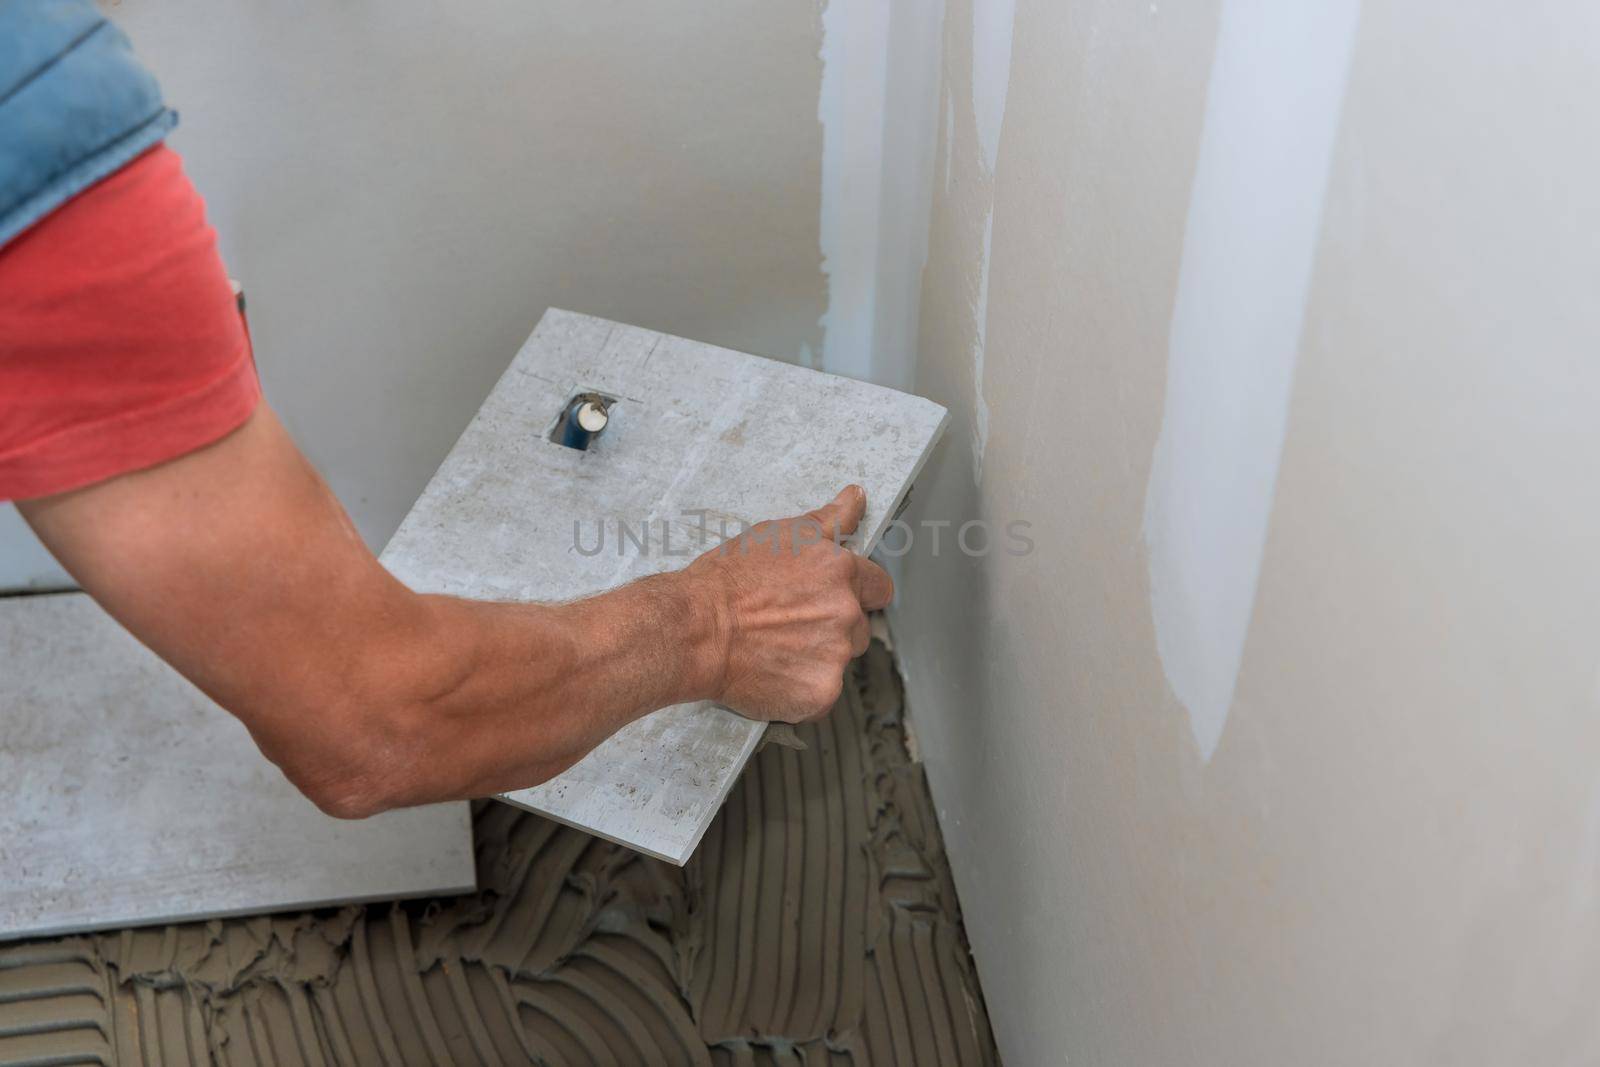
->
[0, 642, 998, 1066]
[0, 594, 475, 944]
[382, 309, 948, 865]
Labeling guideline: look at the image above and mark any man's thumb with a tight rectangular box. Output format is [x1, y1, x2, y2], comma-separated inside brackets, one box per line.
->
[806, 485, 866, 537]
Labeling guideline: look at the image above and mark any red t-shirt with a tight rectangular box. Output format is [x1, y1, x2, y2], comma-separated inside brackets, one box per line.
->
[0, 145, 261, 501]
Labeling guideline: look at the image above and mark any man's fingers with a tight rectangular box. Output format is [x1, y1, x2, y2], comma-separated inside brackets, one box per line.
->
[853, 555, 894, 612]
[805, 484, 866, 539]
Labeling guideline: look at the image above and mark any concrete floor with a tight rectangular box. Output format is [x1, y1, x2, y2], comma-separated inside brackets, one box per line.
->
[0, 641, 996, 1065]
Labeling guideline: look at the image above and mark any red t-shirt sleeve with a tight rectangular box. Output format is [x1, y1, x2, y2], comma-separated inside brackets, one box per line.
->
[0, 145, 261, 502]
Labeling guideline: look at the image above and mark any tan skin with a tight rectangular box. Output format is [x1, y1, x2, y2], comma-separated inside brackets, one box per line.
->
[18, 404, 892, 818]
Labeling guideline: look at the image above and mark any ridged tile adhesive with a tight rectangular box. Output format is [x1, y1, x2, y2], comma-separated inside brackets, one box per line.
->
[0, 644, 996, 1066]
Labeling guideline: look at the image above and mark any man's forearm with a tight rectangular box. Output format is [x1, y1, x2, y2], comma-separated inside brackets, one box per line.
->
[21, 403, 888, 818]
[22, 406, 719, 815]
[345, 574, 725, 815]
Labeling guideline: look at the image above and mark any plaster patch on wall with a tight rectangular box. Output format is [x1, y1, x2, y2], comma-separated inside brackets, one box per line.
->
[966, 0, 1016, 483]
[944, 90, 956, 193]
[872, 0, 949, 393]
[816, 0, 892, 382]
[972, 208, 994, 481]
[1143, 0, 1361, 761]
[971, 0, 1016, 175]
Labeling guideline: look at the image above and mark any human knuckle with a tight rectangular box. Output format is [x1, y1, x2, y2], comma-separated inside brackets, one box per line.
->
[832, 593, 862, 623]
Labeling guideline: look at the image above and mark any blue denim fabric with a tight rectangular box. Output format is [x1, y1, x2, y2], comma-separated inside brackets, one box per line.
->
[0, 0, 176, 249]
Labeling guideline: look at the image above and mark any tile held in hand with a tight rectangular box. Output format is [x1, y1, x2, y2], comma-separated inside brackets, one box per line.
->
[381, 309, 947, 864]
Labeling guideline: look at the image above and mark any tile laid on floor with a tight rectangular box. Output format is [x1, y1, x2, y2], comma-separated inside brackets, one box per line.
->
[0, 593, 475, 943]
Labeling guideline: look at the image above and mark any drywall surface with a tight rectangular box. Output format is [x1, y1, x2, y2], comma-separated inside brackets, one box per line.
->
[0, 645, 995, 1066]
[0, 0, 829, 586]
[892, 0, 1600, 1063]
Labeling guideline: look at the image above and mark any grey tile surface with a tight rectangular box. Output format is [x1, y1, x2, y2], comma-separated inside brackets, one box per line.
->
[0, 594, 475, 942]
[381, 309, 947, 864]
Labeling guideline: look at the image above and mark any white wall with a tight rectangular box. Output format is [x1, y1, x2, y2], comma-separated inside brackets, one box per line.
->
[2, 0, 833, 585]
[892, 0, 1600, 1062]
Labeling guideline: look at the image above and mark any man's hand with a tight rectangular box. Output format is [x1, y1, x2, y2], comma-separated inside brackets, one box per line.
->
[682, 486, 894, 723]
